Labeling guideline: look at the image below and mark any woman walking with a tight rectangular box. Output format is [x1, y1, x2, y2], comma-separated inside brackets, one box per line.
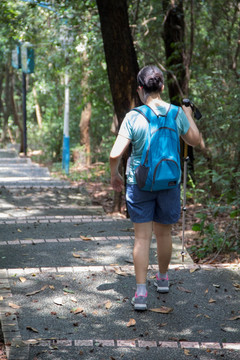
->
[110, 65, 203, 310]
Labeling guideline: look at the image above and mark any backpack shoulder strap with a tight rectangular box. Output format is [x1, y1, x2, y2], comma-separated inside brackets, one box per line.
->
[167, 104, 180, 121]
[132, 105, 159, 123]
[132, 104, 178, 123]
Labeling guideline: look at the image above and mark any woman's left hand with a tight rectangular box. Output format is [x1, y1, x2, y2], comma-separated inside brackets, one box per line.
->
[111, 173, 124, 192]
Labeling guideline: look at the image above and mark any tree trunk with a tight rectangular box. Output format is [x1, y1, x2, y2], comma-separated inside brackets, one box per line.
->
[96, 0, 140, 213]
[33, 87, 42, 129]
[79, 50, 91, 167]
[79, 102, 91, 166]
[10, 71, 23, 151]
[96, 0, 140, 126]
[162, 0, 194, 175]
[162, 0, 188, 103]
[0, 64, 11, 143]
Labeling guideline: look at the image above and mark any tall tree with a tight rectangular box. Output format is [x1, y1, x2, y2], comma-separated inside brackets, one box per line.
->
[162, 0, 195, 173]
[96, 0, 140, 212]
[96, 0, 140, 128]
[162, 0, 191, 103]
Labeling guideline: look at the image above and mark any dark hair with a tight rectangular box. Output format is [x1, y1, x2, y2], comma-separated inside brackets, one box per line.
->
[137, 65, 164, 93]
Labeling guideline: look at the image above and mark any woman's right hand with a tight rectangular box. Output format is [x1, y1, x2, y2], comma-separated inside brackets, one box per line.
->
[182, 104, 193, 117]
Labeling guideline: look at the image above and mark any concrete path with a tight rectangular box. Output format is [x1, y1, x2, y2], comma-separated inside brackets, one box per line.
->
[0, 151, 239, 360]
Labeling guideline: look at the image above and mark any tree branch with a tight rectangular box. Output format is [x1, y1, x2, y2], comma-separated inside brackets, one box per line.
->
[135, 44, 184, 97]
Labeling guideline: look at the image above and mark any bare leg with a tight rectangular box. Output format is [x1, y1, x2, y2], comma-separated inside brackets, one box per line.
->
[153, 223, 172, 274]
[133, 222, 153, 284]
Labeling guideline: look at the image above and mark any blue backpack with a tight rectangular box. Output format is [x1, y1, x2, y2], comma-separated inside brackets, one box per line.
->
[132, 104, 180, 191]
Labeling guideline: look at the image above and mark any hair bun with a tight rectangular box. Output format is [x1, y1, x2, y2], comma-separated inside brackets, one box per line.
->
[147, 76, 160, 91]
[137, 66, 164, 93]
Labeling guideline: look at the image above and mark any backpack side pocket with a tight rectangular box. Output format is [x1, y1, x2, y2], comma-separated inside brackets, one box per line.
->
[135, 164, 150, 189]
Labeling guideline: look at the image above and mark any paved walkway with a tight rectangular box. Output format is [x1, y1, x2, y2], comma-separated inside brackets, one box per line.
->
[0, 150, 239, 359]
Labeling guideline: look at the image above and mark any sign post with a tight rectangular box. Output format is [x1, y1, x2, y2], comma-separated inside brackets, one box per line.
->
[22, 72, 27, 155]
[21, 43, 34, 155]
[12, 43, 35, 156]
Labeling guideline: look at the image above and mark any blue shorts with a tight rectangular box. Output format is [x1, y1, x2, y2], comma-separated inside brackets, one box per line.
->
[126, 184, 181, 224]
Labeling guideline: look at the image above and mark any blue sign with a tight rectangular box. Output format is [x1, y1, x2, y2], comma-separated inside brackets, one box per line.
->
[12, 46, 21, 69]
[21, 43, 34, 73]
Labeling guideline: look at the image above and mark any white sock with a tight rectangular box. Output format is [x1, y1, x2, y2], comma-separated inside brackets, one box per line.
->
[158, 271, 168, 279]
[136, 284, 147, 296]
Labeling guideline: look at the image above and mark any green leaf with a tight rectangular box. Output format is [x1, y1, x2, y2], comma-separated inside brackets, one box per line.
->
[192, 224, 202, 232]
[63, 288, 75, 294]
[230, 210, 239, 218]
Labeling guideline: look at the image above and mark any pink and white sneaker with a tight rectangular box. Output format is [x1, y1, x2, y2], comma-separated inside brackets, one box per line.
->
[154, 274, 169, 293]
[131, 291, 148, 311]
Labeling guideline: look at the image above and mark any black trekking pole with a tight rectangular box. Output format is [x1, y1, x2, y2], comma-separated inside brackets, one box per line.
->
[181, 99, 202, 262]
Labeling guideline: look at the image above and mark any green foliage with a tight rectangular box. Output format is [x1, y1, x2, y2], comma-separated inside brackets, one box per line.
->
[0, 1, 239, 258]
[190, 203, 239, 259]
[51, 159, 111, 184]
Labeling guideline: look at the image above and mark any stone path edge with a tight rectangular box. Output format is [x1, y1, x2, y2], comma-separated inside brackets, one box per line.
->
[2, 264, 240, 276]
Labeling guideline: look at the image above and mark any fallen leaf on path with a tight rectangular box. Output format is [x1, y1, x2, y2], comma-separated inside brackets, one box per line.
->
[83, 258, 96, 263]
[70, 296, 77, 303]
[19, 277, 27, 283]
[116, 244, 122, 248]
[23, 339, 39, 345]
[177, 286, 192, 293]
[158, 323, 167, 327]
[17, 229, 22, 232]
[54, 297, 63, 306]
[80, 235, 92, 241]
[189, 267, 199, 273]
[63, 288, 75, 294]
[221, 327, 234, 332]
[114, 269, 129, 276]
[0, 296, 3, 301]
[184, 349, 191, 356]
[105, 301, 112, 309]
[71, 307, 84, 314]
[149, 306, 173, 314]
[233, 283, 240, 289]
[228, 315, 240, 321]
[127, 318, 136, 327]
[26, 285, 48, 296]
[8, 302, 20, 309]
[205, 289, 209, 294]
[26, 290, 41, 296]
[73, 253, 81, 258]
[26, 326, 39, 333]
[208, 298, 216, 303]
